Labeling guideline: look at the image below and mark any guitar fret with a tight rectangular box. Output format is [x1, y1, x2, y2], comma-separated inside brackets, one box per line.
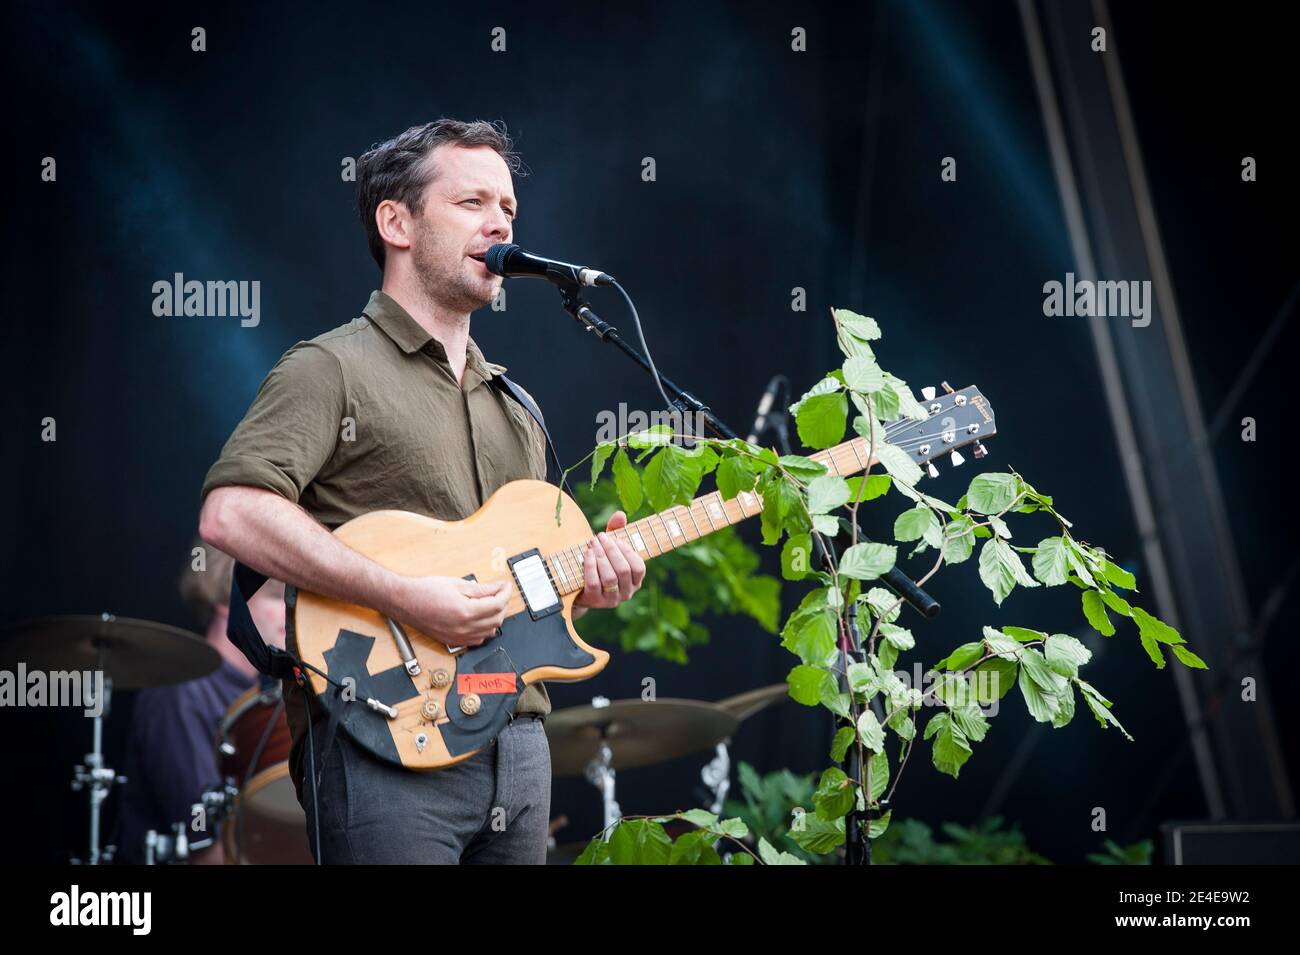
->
[683, 503, 705, 539]
[643, 516, 667, 555]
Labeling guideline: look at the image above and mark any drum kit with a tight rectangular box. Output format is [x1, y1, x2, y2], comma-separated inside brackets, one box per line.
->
[1, 614, 791, 865]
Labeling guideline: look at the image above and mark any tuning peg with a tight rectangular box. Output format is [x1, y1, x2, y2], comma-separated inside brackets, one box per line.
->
[973, 441, 988, 459]
[920, 386, 937, 401]
[950, 449, 966, 467]
[926, 462, 940, 479]
[941, 382, 955, 394]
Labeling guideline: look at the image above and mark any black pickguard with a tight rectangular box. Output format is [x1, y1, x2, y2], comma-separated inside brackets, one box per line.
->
[317, 608, 596, 767]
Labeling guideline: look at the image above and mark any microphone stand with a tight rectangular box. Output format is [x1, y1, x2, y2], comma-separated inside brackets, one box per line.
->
[552, 282, 942, 866]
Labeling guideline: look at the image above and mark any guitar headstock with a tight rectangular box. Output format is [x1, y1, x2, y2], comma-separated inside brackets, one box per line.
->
[889, 384, 996, 478]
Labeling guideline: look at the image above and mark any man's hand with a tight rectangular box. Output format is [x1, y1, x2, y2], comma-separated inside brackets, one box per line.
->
[393, 576, 511, 648]
[572, 511, 647, 619]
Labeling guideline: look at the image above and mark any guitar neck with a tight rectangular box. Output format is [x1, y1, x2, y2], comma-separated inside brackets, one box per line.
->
[544, 433, 880, 595]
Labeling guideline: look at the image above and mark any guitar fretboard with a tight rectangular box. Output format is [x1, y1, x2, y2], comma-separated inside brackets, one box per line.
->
[544, 433, 883, 595]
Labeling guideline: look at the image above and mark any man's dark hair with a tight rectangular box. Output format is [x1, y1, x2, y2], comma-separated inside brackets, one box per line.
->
[356, 118, 524, 271]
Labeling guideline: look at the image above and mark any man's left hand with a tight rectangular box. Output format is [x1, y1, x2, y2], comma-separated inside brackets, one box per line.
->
[573, 511, 647, 617]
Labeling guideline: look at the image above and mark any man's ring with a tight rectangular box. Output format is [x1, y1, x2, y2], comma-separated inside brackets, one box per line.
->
[602, 583, 619, 593]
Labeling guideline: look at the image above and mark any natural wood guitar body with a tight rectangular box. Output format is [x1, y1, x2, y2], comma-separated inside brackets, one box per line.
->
[289, 480, 609, 770]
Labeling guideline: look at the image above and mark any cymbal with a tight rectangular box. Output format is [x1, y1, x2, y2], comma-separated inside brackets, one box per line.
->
[0, 614, 219, 689]
[715, 683, 790, 721]
[545, 698, 740, 777]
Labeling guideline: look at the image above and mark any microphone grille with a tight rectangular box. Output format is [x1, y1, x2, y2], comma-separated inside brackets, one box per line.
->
[484, 243, 518, 276]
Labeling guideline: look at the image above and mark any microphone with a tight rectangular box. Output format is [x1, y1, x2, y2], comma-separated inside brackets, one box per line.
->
[746, 375, 787, 444]
[484, 243, 615, 288]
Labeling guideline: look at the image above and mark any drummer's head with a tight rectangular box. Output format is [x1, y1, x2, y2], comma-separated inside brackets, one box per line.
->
[180, 540, 286, 659]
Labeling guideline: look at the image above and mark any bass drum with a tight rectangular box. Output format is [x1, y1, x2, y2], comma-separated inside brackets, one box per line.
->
[222, 762, 315, 865]
[216, 680, 313, 864]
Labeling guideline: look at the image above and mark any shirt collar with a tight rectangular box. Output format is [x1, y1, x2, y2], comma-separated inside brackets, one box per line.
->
[363, 290, 507, 384]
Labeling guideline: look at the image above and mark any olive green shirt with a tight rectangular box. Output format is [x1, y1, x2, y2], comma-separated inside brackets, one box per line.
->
[201, 289, 552, 789]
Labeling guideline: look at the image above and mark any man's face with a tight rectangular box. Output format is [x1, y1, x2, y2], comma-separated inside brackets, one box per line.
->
[408, 144, 516, 312]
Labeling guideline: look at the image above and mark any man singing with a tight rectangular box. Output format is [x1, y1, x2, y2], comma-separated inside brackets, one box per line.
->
[198, 119, 645, 864]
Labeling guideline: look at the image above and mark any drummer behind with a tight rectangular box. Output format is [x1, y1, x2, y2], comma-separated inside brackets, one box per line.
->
[115, 542, 286, 864]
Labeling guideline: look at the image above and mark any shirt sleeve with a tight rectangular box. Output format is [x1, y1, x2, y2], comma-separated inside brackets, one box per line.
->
[201, 342, 347, 505]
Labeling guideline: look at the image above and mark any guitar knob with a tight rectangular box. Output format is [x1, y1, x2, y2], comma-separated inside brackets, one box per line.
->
[430, 668, 452, 689]
[421, 698, 440, 720]
[950, 450, 966, 467]
[460, 693, 482, 716]
[920, 386, 937, 401]
[973, 441, 988, 459]
[926, 462, 940, 479]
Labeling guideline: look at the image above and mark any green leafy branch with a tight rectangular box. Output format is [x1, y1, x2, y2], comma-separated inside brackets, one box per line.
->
[569, 306, 1206, 863]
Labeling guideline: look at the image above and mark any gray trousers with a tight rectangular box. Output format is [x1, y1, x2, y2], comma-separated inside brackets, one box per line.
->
[304, 713, 551, 864]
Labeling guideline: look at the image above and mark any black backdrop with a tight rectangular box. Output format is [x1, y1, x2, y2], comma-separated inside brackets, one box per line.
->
[3, 0, 1295, 864]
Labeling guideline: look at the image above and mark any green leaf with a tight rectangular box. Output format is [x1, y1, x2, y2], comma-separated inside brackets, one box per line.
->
[830, 726, 856, 761]
[839, 542, 897, 581]
[1138, 631, 1166, 669]
[843, 355, 885, 393]
[979, 538, 1038, 606]
[879, 622, 915, 651]
[941, 516, 976, 565]
[1100, 588, 1133, 616]
[642, 445, 704, 511]
[868, 435, 924, 486]
[795, 393, 848, 450]
[782, 609, 837, 665]
[846, 474, 891, 502]
[715, 454, 757, 500]
[590, 442, 617, 489]
[1078, 679, 1134, 741]
[778, 454, 829, 480]
[788, 816, 845, 855]
[814, 767, 856, 820]
[1171, 645, 1209, 669]
[936, 642, 985, 671]
[758, 837, 808, 864]
[1081, 590, 1116, 636]
[869, 749, 890, 802]
[781, 534, 813, 582]
[1002, 625, 1047, 643]
[807, 474, 851, 514]
[926, 713, 973, 778]
[668, 829, 723, 865]
[1032, 537, 1071, 586]
[894, 505, 936, 543]
[868, 810, 893, 840]
[607, 819, 673, 865]
[966, 473, 1020, 514]
[788, 665, 835, 706]
[857, 710, 885, 752]
[1018, 661, 1061, 723]
[1045, 634, 1093, 677]
[611, 447, 643, 514]
[1132, 607, 1184, 645]
[1102, 560, 1137, 591]
[835, 308, 882, 343]
[886, 374, 929, 422]
[625, 424, 676, 448]
[974, 658, 1017, 702]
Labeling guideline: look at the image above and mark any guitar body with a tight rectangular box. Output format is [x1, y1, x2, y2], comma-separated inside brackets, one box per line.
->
[288, 479, 609, 771]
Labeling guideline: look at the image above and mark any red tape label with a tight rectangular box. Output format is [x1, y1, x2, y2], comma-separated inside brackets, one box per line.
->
[457, 672, 517, 694]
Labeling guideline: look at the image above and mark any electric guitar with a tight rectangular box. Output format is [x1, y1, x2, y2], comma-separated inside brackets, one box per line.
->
[289, 384, 996, 770]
